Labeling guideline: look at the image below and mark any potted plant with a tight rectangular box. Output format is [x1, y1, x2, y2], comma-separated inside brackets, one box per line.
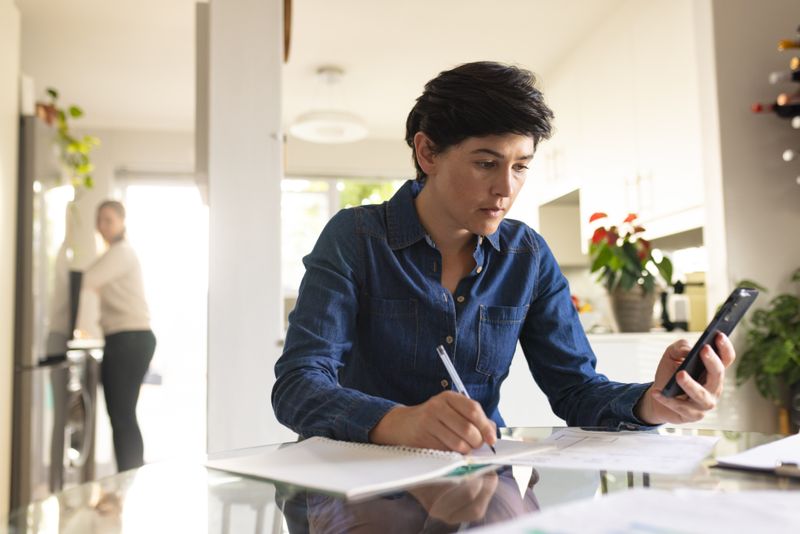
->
[588, 212, 673, 332]
[736, 268, 800, 433]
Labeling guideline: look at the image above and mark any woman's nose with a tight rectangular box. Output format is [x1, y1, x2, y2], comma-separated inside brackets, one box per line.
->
[491, 168, 514, 197]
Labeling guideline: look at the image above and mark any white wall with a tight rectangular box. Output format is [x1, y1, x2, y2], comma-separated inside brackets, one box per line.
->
[206, 0, 294, 452]
[285, 137, 412, 178]
[698, 0, 800, 433]
[0, 0, 20, 519]
[67, 127, 195, 263]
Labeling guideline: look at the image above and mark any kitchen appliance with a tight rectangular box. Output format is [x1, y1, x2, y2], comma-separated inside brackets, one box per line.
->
[11, 115, 102, 510]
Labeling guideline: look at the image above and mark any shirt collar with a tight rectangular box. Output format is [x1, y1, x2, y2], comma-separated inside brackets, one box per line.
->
[482, 232, 501, 252]
[385, 179, 502, 252]
[386, 180, 428, 250]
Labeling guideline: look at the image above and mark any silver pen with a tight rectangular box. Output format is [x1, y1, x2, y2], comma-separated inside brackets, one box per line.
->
[436, 345, 496, 454]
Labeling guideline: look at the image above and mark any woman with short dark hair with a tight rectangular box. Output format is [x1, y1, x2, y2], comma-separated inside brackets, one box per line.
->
[272, 61, 735, 452]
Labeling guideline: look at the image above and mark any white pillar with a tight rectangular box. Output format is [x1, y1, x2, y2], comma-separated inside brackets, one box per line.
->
[206, 0, 293, 452]
[0, 0, 21, 517]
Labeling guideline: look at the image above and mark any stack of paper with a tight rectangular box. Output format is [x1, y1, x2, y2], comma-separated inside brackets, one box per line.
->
[511, 428, 719, 474]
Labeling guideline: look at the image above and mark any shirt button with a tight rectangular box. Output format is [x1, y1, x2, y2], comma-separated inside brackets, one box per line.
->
[440, 379, 449, 388]
[446, 335, 454, 344]
[476, 266, 483, 274]
[456, 296, 465, 303]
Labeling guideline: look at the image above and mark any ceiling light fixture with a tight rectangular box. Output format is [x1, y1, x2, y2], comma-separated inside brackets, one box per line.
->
[289, 66, 368, 144]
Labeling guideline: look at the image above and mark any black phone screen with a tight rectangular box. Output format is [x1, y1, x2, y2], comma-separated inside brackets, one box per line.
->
[661, 287, 759, 398]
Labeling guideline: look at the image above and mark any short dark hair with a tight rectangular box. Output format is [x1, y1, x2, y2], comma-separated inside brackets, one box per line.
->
[405, 61, 554, 180]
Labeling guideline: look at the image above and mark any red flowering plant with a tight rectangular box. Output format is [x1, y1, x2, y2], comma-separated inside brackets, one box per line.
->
[588, 212, 673, 295]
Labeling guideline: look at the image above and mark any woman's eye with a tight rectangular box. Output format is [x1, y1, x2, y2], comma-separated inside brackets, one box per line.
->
[476, 161, 496, 169]
[514, 165, 529, 173]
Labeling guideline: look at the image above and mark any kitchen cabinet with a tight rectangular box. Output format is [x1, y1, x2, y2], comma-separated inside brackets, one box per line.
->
[629, 0, 705, 236]
[539, 0, 708, 249]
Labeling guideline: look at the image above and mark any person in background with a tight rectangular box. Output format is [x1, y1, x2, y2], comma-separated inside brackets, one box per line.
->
[272, 62, 735, 453]
[79, 200, 155, 472]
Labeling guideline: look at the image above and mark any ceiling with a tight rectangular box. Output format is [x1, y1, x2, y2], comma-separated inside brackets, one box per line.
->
[18, 0, 625, 138]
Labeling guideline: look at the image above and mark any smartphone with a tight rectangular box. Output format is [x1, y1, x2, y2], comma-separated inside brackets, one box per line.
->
[661, 287, 759, 398]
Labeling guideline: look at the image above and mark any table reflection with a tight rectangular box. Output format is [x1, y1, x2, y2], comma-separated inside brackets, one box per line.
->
[6, 428, 799, 534]
[278, 466, 539, 533]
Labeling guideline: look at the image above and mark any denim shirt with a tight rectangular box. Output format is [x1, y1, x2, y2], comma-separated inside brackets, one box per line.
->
[273, 180, 653, 442]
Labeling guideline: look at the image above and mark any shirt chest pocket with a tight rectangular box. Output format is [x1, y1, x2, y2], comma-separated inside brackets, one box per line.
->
[476, 304, 529, 378]
[362, 296, 418, 371]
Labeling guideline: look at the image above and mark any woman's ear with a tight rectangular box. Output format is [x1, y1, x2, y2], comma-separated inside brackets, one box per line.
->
[413, 132, 437, 177]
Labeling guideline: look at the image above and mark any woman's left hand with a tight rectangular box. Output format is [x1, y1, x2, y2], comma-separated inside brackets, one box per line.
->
[635, 333, 736, 425]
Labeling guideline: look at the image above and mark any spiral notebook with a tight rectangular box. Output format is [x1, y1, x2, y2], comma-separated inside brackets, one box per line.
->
[206, 436, 549, 499]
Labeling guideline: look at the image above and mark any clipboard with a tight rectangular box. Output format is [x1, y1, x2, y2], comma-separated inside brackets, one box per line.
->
[774, 462, 800, 478]
[714, 433, 800, 479]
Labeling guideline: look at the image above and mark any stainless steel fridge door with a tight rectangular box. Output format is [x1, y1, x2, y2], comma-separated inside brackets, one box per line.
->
[11, 355, 99, 510]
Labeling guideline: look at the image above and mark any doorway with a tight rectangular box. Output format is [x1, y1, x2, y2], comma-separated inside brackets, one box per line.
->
[94, 181, 208, 476]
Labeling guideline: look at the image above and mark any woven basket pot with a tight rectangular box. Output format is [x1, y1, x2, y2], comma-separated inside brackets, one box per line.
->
[610, 288, 657, 332]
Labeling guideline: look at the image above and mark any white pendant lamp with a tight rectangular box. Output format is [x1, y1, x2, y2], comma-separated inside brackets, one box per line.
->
[289, 66, 368, 144]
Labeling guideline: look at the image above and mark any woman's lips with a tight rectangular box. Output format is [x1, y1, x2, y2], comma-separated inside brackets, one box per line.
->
[480, 207, 505, 218]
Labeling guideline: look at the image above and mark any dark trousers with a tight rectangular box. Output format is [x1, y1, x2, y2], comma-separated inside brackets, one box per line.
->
[101, 330, 156, 472]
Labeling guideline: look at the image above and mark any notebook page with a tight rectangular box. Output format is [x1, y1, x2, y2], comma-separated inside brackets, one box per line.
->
[207, 437, 466, 498]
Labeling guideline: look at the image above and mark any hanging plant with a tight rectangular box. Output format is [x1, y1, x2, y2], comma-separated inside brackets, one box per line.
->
[36, 87, 99, 189]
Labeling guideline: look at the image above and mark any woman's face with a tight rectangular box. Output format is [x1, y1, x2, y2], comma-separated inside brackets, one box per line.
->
[418, 133, 534, 237]
[96, 207, 125, 243]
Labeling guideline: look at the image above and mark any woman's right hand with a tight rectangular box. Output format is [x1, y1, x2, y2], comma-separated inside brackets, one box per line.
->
[368, 391, 497, 454]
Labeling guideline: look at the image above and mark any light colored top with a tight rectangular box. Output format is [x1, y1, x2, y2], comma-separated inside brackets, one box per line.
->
[81, 239, 150, 335]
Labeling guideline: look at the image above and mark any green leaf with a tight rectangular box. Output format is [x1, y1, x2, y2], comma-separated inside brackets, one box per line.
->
[656, 255, 673, 286]
[642, 275, 655, 294]
[84, 176, 94, 188]
[619, 270, 636, 291]
[792, 268, 800, 283]
[68, 106, 84, 118]
[46, 87, 58, 99]
[737, 279, 768, 292]
[82, 135, 100, 147]
[74, 163, 94, 175]
[590, 245, 613, 273]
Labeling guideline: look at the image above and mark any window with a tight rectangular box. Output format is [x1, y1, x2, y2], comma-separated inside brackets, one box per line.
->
[281, 177, 404, 326]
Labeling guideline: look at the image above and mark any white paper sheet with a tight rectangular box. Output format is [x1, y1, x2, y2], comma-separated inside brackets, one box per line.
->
[473, 488, 800, 534]
[511, 428, 718, 474]
[716, 432, 800, 473]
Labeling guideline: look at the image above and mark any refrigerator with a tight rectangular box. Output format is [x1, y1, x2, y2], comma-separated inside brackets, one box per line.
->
[11, 115, 101, 510]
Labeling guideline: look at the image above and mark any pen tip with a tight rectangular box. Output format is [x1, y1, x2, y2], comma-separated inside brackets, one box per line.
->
[490, 445, 496, 455]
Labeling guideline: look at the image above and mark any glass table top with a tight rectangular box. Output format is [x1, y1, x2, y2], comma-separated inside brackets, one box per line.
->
[5, 427, 799, 533]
